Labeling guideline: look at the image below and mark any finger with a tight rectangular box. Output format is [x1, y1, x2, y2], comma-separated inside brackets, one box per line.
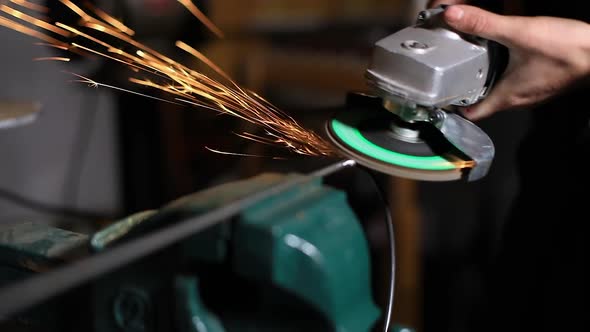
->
[443, 5, 518, 45]
[460, 83, 512, 121]
[427, 0, 466, 9]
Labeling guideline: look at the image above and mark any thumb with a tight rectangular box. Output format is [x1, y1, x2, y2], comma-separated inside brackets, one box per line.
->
[443, 5, 515, 44]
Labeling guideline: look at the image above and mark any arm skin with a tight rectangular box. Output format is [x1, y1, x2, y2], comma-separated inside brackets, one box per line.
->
[424, 3, 590, 121]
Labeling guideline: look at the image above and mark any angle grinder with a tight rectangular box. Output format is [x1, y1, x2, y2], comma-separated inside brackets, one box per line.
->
[326, 5, 508, 182]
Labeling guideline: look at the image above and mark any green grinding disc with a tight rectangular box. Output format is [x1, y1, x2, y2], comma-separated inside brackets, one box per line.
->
[326, 108, 472, 181]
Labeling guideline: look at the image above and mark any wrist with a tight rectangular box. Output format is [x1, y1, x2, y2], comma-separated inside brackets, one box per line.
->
[575, 24, 590, 88]
[582, 23, 590, 77]
[567, 21, 590, 80]
[579, 33, 590, 91]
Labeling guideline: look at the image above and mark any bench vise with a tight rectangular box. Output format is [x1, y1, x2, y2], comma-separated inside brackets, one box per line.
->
[0, 170, 413, 332]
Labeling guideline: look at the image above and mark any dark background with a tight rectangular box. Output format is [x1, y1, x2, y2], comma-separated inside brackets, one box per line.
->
[3, 0, 585, 331]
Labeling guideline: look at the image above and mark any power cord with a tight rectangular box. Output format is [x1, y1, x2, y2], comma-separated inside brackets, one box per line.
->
[0, 91, 118, 223]
[362, 167, 396, 332]
[63, 92, 99, 209]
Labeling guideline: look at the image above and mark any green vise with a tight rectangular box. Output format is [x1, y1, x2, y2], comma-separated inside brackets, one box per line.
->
[0, 172, 412, 332]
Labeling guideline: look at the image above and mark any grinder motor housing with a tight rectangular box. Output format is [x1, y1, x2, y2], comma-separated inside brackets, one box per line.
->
[366, 5, 506, 110]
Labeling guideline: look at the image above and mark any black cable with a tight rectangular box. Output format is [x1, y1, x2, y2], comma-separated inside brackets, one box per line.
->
[362, 168, 396, 332]
[0, 93, 116, 223]
[63, 92, 99, 208]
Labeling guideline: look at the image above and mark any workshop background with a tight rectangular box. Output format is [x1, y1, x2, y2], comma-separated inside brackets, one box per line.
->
[0, 0, 529, 331]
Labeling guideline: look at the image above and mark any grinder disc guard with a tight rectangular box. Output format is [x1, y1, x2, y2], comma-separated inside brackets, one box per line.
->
[326, 100, 474, 181]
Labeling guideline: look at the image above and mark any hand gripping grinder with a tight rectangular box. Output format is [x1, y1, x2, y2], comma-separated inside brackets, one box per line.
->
[326, 5, 508, 182]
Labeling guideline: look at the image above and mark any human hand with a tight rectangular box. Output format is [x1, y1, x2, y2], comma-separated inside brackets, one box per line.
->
[442, 5, 590, 120]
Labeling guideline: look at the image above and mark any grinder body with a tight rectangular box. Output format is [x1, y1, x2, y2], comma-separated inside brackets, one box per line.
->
[366, 7, 497, 109]
[327, 6, 507, 182]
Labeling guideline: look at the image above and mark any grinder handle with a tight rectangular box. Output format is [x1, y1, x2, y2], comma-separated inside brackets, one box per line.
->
[450, 1, 510, 98]
[425, 4, 510, 102]
[483, 40, 509, 99]
[470, 0, 511, 96]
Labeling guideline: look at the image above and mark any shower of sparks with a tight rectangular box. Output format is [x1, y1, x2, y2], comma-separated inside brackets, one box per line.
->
[33, 56, 70, 62]
[205, 147, 288, 160]
[82, 1, 135, 36]
[9, 0, 48, 13]
[69, 72, 184, 106]
[1, 5, 70, 37]
[177, 0, 224, 38]
[0, 0, 335, 157]
[0, 15, 65, 46]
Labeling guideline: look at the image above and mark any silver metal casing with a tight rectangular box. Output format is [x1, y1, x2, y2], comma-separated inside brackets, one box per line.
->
[366, 19, 491, 108]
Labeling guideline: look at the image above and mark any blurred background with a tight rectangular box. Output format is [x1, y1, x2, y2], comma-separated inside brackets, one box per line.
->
[0, 0, 529, 331]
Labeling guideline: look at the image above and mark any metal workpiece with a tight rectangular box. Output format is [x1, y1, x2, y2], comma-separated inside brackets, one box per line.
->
[366, 7, 491, 108]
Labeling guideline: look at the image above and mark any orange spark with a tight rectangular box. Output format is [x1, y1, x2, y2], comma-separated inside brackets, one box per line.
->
[55, 22, 112, 48]
[205, 147, 287, 160]
[34, 57, 70, 62]
[83, 21, 180, 67]
[9, 0, 48, 13]
[71, 43, 153, 74]
[82, 1, 135, 36]
[68, 72, 182, 106]
[0, 0, 336, 157]
[0, 15, 66, 46]
[177, 0, 223, 38]
[58, 0, 92, 22]
[175, 40, 232, 82]
[1, 5, 71, 37]
[34, 42, 69, 50]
